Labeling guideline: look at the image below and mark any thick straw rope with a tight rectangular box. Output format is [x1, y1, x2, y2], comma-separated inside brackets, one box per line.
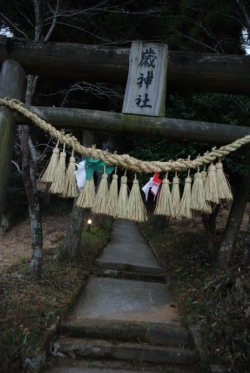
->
[1, 97, 249, 173]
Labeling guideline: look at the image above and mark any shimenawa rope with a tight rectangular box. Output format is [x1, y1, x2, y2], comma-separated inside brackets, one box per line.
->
[0, 97, 249, 173]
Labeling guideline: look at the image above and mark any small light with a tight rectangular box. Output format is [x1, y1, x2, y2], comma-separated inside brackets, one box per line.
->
[87, 219, 92, 232]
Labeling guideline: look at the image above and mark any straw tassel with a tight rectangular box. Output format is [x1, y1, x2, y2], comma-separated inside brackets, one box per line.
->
[201, 167, 207, 187]
[204, 163, 219, 204]
[116, 173, 129, 219]
[154, 173, 174, 218]
[92, 171, 109, 215]
[171, 173, 180, 218]
[191, 171, 212, 214]
[62, 151, 78, 198]
[125, 174, 148, 222]
[49, 145, 66, 195]
[106, 171, 119, 217]
[41, 140, 60, 183]
[178, 172, 192, 219]
[216, 159, 233, 201]
[76, 177, 96, 209]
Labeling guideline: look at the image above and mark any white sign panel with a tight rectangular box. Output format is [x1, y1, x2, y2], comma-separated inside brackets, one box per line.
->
[122, 41, 168, 117]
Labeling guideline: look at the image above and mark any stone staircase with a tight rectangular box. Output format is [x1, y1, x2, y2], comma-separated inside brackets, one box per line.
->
[42, 220, 200, 373]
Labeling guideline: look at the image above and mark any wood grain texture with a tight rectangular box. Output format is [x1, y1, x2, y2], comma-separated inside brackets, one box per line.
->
[1, 37, 250, 95]
[13, 105, 250, 145]
[122, 42, 168, 116]
[0, 59, 25, 220]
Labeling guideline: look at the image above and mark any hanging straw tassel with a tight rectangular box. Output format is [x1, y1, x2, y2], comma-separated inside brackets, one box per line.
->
[62, 150, 78, 198]
[201, 166, 207, 187]
[41, 140, 60, 183]
[154, 173, 174, 218]
[50, 145, 66, 195]
[178, 172, 192, 219]
[92, 170, 109, 215]
[125, 174, 148, 222]
[106, 170, 119, 217]
[216, 159, 233, 201]
[116, 172, 129, 219]
[171, 173, 180, 218]
[204, 163, 219, 204]
[76, 177, 95, 209]
[191, 170, 212, 214]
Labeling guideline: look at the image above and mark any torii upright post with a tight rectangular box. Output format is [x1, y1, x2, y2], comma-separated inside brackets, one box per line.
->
[0, 59, 26, 221]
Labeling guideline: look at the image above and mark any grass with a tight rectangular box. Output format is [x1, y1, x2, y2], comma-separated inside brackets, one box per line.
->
[140, 217, 250, 373]
[0, 214, 113, 373]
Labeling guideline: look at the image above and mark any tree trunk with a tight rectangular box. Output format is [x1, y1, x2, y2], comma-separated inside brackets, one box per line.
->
[242, 211, 250, 264]
[21, 75, 43, 280]
[21, 123, 43, 279]
[60, 201, 86, 262]
[202, 204, 220, 256]
[216, 157, 250, 267]
[1, 37, 250, 95]
[93, 133, 115, 228]
[60, 130, 94, 262]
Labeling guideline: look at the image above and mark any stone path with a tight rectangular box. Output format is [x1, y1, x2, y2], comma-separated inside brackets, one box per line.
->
[42, 220, 200, 373]
[95, 220, 164, 274]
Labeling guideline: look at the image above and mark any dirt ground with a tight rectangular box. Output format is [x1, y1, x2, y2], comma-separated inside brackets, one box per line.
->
[0, 206, 249, 271]
[0, 213, 70, 270]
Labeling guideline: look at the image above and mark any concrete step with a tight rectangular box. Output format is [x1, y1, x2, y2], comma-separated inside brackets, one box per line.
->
[92, 267, 167, 282]
[42, 357, 202, 373]
[52, 337, 199, 366]
[95, 220, 165, 277]
[94, 261, 166, 276]
[61, 319, 191, 347]
[67, 277, 181, 326]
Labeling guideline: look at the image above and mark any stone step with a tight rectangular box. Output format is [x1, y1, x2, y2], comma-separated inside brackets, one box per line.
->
[53, 337, 199, 366]
[61, 319, 191, 347]
[42, 357, 202, 373]
[92, 267, 167, 282]
[94, 260, 165, 276]
[94, 220, 165, 277]
[66, 278, 181, 327]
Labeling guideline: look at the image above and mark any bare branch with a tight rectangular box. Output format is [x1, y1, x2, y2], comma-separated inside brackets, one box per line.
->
[231, 95, 250, 115]
[38, 0, 48, 40]
[36, 80, 123, 107]
[235, 0, 250, 40]
[0, 12, 28, 39]
[171, 29, 221, 53]
[54, 21, 124, 44]
[11, 160, 22, 173]
[44, 0, 60, 42]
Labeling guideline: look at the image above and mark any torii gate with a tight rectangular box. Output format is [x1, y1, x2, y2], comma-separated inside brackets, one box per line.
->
[1, 37, 250, 220]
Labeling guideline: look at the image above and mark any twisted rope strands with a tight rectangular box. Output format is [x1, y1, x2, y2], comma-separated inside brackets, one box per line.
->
[1, 97, 249, 173]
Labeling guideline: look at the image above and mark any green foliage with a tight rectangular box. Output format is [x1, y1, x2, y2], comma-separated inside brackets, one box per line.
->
[42, 196, 74, 216]
[120, 92, 250, 185]
[140, 218, 250, 372]
[81, 216, 113, 258]
[166, 93, 250, 125]
[162, 0, 244, 53]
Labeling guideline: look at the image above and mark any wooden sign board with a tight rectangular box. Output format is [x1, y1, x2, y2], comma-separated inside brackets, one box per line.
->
[122, 41, 168, 117]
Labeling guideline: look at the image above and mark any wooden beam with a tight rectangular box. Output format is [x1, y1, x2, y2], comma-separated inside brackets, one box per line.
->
[0, 59, 26, 220]
[14, 106, 250, 145]
[1, 37, 250, 95]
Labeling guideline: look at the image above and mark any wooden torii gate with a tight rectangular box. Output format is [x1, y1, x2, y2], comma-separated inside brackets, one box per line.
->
[1, 37, 250, 220]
